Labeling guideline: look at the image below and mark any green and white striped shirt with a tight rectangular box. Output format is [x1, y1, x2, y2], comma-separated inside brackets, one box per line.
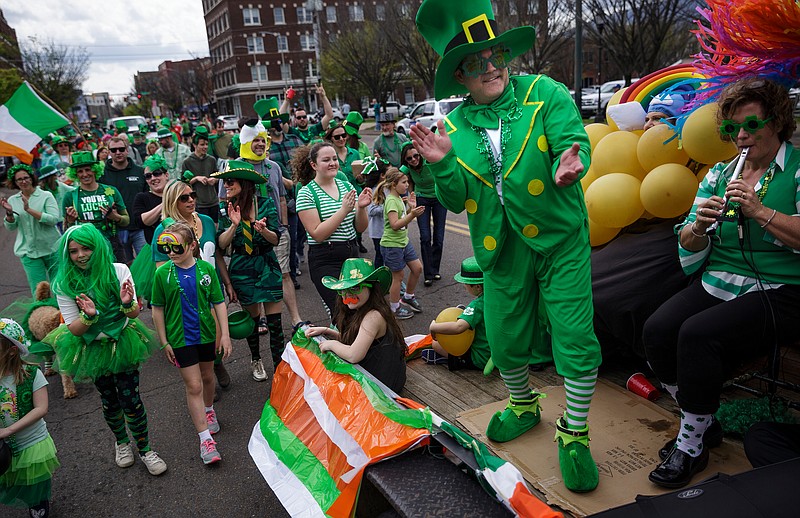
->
[296, 178, 357, 244]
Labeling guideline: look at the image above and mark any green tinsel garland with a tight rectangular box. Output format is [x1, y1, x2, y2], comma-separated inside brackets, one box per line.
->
[716, 397, 797, 438]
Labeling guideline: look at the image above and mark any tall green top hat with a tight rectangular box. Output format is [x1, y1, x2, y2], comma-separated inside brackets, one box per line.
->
[254, 97, 289, 128]
[416, 0, 535, 100]
[342, 111, 363, 138]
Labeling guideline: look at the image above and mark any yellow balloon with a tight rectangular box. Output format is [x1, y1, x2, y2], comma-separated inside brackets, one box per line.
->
[605, 87, 628, 131]
[585, 173, 644, 228]
[637, 124, 690, 172]
[435, 307, 475, 357]
[591, 131, 647, 180]
[584, 123, 613, 152]
[581, 165, 599, 192]
[640, 163, 699, 218]
[682, 103, 738, 165]
[696, 164, 711, 182]
[589, 218, 621, 247]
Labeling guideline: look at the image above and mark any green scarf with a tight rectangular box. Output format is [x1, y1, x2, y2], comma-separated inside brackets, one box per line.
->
[460, 81, 517, 129]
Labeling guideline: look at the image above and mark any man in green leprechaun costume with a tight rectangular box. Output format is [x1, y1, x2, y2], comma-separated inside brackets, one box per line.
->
[411, 0, 601, 492]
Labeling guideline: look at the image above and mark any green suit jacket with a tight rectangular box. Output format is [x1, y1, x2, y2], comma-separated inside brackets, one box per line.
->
[428, 74, 591, 271]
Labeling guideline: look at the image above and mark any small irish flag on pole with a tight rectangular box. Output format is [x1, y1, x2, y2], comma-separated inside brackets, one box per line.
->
[0, 81, 69, 164]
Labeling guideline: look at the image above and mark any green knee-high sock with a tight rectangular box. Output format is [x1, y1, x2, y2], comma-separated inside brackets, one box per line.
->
[499, 366, 533, 400]
[564, 368, 598, 430]
[247, 316, 261, 361]
[266, 313, 284, 363]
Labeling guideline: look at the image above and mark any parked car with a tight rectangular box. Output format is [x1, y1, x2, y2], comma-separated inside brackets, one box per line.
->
[216, 114, 239, 131]
[581, 79, 638, 117]
[107, 115, 147, 134]
[367, 101, 407, 119]
[396, 98, 465, 135]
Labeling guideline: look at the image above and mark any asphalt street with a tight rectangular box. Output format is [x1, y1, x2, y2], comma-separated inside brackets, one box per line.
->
[0, 131, 475, 517]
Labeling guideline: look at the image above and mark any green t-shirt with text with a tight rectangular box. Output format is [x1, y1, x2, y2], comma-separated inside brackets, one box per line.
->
[64, 183, 126, 237]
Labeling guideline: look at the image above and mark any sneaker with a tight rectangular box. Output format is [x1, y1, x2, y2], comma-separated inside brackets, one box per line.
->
[206, 409, 220, 434]
[251, 359, 267, 382]
[402, 296, 423, 313]
[214, 362, 231, 388]
[395, 306, 414, 320]
[200, 439, 222, 465]
[139, 450, 167, 475]
[114, 442, 135, 468]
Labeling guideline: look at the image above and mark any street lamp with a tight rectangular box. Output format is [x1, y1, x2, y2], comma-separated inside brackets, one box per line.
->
[595, 23, 605, 122]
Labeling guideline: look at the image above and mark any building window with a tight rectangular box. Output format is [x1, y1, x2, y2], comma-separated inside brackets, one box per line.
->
[348, 5, 364, 22]
[404, 86, 414, 105]
[326, 5, 337, 23]
[243, 8, 261, 26]
[376, 4, 385, 21]
[251, 65, 268, 82]
[280, 62, 292, 81]
[277, 35, 289, 52]
[247, 37, 264, 53]
[300, 34, 315, 51]
[274, 7, 285, 24]
[297, 7, 314, 24]
[306, 61, 318, 78]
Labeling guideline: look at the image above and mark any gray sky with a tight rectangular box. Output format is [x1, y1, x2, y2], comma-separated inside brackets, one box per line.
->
[5, 1, 210, 100]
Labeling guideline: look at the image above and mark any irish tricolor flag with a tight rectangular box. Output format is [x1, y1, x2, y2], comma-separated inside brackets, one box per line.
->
[249, 331, 561, 518]
[0, 82, 69, 164]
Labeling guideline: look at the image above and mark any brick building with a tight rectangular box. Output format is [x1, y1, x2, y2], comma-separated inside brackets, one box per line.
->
[0, 8, 23, 72]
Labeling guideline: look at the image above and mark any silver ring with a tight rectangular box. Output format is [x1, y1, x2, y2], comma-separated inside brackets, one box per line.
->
[743, 192, 747, 200]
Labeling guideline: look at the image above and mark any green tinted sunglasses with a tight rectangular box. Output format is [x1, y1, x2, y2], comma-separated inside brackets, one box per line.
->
[719, 115, 773, 136]
[337, 283, 372, 297]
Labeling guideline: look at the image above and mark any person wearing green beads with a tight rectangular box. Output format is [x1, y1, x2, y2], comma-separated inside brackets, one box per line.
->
[412, 0, 600, 492]
[44, 224, 167, 476]
[2, 164, 62, 296]
[372, 113, 409, 168]
[62, 151, 130, 263]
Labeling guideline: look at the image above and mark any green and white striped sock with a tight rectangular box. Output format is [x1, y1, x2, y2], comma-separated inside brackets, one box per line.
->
[564, 368, 598, 430]
[500, 366, 533, 401]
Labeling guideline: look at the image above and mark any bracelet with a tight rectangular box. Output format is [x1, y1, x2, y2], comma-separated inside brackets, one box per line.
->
[121, 302, 137, 314]
[760, 208, 777, 228]
[689, 221, 707, 238]
[79, 310, 100, 326]
[160, 342, 170, 350]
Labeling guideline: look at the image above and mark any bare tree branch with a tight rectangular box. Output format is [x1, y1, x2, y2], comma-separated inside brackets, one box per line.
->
[20, 37, 89, 112]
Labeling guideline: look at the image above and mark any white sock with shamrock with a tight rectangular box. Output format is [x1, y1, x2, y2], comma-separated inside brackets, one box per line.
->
[675, 409, 712, 457]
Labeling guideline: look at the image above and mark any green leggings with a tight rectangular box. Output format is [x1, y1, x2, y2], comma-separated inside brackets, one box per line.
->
[20, 252, 58, 296]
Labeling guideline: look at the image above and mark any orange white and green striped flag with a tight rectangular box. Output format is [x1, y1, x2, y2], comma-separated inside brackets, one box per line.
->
[0, 81, 69, 164]
[249, 330, 561, 518]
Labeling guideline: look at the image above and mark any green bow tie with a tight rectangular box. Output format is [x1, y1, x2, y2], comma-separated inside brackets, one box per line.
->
[461, 81, 517, 130]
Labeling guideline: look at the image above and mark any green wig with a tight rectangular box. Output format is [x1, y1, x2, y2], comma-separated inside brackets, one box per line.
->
[52, 224, 121, 312]
[65, 162, 104, 183]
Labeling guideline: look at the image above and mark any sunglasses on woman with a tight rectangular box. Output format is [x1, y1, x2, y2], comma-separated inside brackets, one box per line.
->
[337, 283, 372, 297]
[405, 153, 421, 162]
[331, 133, 346, 141]
[223, 178, 239, 186]
[144, 170, 165, 180]
[178, 192, 198, 203]
[719, 115, 773, 137]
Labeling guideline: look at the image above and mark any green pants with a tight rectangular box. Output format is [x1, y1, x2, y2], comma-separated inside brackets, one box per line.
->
[20, 253, 58, 296]
[483, 223, 601, 379]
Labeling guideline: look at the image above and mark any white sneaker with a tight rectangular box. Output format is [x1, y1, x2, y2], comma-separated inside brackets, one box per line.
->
[139, 450, 167, 476]
[114, 442, 135, 468]
[251, 359, 267, 382]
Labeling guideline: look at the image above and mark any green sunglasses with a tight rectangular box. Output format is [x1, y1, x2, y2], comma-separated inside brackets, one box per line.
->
[459, 45, 511, 78]
[719, 115, 773, 136]
[337, 283, 372, 297]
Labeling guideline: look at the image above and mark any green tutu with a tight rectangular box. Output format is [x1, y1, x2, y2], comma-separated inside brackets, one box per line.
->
[0, 434, 59, 508]
[130, 243, 155, 301]
[44, 319, 157, 382]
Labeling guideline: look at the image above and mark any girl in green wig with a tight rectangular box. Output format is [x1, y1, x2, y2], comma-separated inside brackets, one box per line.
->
[44, 224, 168, 476]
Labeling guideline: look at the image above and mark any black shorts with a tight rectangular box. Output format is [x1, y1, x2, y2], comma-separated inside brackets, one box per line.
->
[173, 342, 216, 368]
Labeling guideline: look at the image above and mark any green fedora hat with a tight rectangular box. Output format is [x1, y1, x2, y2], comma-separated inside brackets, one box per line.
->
[228, 310, 255, 340]
[415, 0, 535, 100]
[321, 258, 392, 295]
[37, 165, 59, 180]
[453, 256, 484, 285]
[254, 97, 289, 128]
[211, 159, 267, 184]
[342, 111, 363, 138]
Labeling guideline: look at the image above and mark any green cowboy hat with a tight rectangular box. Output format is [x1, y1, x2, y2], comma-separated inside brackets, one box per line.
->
[228, 310, 255, 340]
[254, 97, 289, 128]
[416, 0, 535, 100]
[342, 111, 363, 138]
[50, 135, 69, 147]
[210, 159, 267, 184]
[321, 258, 392, 295]
[156, 128, 173, 139]
[453, 256, 484, 285]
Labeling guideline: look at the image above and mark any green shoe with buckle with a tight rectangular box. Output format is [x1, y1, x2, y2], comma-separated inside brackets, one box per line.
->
[554, 413, 599, 492]
[486, 392, 544, 443]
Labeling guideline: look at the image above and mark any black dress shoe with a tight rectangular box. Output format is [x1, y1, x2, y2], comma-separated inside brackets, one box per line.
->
[649, 446, 709, 489]
[424, 279, 433, 287]
[433, 274, 442, 281]
[659, 418, 723, 460]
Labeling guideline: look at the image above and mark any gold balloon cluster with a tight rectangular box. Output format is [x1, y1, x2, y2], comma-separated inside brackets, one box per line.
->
[582, 90, 737, 246]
